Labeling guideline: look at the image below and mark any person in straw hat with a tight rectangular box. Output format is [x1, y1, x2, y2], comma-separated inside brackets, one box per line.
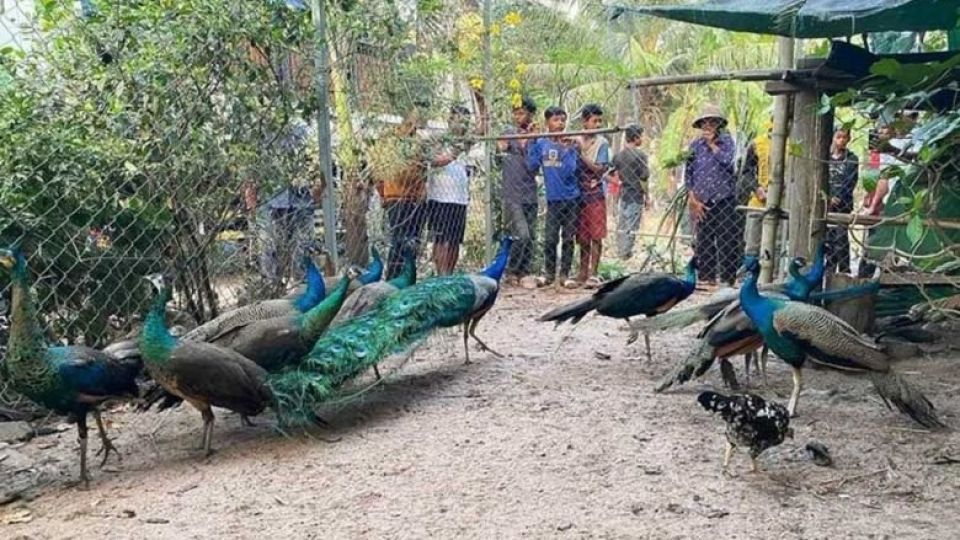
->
[684, 104, 742, 287]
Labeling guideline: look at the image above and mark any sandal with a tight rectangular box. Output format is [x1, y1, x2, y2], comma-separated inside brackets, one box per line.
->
[562, 278, 580, 289]
[584, 276, 602, 289]
[536, 276, 553, 287]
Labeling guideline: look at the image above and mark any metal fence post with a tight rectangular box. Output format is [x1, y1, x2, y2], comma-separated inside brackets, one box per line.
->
[481, 0, 495, 262]
[310, 0, 339, 271]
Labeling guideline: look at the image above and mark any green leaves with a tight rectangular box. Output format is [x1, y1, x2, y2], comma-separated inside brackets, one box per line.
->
[905, 214, 924, 246]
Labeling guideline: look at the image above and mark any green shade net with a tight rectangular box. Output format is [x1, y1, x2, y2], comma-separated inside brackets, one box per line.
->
[615, 0, 960, 38]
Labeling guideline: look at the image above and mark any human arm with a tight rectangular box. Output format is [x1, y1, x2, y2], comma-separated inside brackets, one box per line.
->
[525, 139, 542, 172]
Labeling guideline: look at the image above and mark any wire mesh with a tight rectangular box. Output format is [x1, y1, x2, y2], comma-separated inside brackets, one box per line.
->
[1, 0, 956, 417]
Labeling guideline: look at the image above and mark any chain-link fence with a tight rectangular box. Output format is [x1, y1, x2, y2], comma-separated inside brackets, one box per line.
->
[2, 1, 955, 416]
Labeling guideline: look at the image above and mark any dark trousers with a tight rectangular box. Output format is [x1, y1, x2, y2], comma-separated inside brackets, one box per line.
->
[544, 199, 578, 279]
[385, 200, 425, 280]
[825, 226, 851, 274]
[695, 197, 743, 284]
[505, 200, 538, 276]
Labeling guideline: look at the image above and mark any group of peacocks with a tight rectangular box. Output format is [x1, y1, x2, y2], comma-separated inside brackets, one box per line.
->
[0, 237, 511, 485]
[538, 242, 947, 472]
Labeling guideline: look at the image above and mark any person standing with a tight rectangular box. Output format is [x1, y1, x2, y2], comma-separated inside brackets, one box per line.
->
[373, 107, 429, 280]
[610, 125, 649, 261]
[826, 127, 858, 273]
[426, 105, 473, 275]
[497, 97, 539, 284]
[684, 104, 741, 287]
[575, 104, 611, 288]
[527, 106, 580, 288]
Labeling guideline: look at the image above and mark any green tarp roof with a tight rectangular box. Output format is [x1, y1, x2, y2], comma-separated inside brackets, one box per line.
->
[613, 0, 960, 38]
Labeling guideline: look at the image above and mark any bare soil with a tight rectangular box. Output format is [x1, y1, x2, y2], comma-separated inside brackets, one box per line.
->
[3, 287, 960, 539]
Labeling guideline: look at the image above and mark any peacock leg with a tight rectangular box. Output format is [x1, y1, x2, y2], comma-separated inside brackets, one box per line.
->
[373, 365, 382, 380]
[92, 410, 121, 466]
[200, 406, 217, 457]
[760, 346, 769, 386]
[788, 366, 803, 417]
[644, 333, 652, 362]
[743, 353, 752, 383]
[77, 416, 91, 488]
[750, 457, 759, 473]
[240, 415, 256, 427]
[719, 358, 739, 390]
[469, 318, 503, 358]
[722, 440, 735, 470]
[625, 317, 639, 345]
[462, 323, 471, 365]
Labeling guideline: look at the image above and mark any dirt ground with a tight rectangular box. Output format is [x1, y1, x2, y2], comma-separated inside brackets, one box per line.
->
[2, 286, 960, 539]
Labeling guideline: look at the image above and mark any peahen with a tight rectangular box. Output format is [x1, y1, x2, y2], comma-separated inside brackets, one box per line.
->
[330, 244, 417, 328]
[182, 254, 326, 344]
[269, 241, 512, 423]
[656, 255, 879, 393]
[140, 274, 273, 455]
[739, 256, 944, 428]
[0, 247, 142, 486]
[538, 256, 698, 361]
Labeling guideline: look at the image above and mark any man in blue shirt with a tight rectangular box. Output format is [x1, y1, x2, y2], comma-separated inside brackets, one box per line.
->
[527, 106, 580, 288]
[685, 105, 742, 287]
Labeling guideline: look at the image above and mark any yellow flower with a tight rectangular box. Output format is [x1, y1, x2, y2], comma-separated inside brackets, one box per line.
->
[503, 11, 522, 27]
[511, 93, 523, 109]
[469, 77, 484, 90]
[508, 78, 521, 91]
[490, 23, 501, 37]
[515, 62, 528, 75]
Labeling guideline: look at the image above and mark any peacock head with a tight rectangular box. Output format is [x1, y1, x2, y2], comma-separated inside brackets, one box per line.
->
[144, 272, 167, 294]
[738, 255, 761, 278]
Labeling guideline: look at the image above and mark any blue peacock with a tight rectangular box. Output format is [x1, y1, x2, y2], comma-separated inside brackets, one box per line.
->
[138, 237, 512, 444]
[538, 256, 698, 360]
[0, 247, 142, 486]
[739, 255, 944, 428]
[656, 246, 879, 392]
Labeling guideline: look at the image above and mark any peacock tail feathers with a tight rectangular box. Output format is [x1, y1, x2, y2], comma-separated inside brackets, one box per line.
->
[268, 275, 491, 424]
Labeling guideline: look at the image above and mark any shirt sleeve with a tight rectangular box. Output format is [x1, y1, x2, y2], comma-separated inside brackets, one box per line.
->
[841, 155, 859, 207]
[596, 142, 611, 166]
[526, 139, 542, 172]
[712, 135, 736, 170]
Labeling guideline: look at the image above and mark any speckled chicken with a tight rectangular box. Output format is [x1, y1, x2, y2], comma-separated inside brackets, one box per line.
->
[697, 391, 793, 473]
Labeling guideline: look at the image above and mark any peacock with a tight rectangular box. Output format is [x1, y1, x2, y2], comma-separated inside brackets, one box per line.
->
[739, 256, 944, 428]
[330, 244, 417, 328]
[140, 274, 273, 455]
[655, 249, 872, 393]
[623, 242, 834, 339]
[0, 247, 142, 486]
[538, 256, 698, 361]
[269, 239, 512, 423]
[457, 236, 513, 364]
[182, 254, 326, 344]
[357, 246, 384, 286]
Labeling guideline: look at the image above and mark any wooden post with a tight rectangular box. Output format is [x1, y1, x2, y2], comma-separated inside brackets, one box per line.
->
[759, 37, 795, 283]
[786, 75, 832, 262]
[824, 274, 876, 334]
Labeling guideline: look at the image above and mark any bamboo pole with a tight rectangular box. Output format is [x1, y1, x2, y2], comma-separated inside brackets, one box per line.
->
[309, 0, 339, 270]
[759, 38, 796, 283]
[468, 126, 623, 142]
[481, 0, 494, 262]
[626, 68, 808, 89]
[737, 206, 960, 231]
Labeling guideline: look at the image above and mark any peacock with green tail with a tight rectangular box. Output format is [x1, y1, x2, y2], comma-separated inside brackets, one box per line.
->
[0, 247, 142, 486]
[269, 238, 512, 424]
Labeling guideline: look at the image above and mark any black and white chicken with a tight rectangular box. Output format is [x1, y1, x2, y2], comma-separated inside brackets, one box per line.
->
[697, 391, 793, 472]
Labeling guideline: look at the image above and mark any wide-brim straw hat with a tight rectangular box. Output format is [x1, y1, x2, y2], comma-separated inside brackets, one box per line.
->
[692, 104, 728, 129]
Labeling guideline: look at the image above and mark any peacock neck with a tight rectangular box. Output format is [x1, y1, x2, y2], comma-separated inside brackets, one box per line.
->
[6, 263, 53, 381]
[140, 288, 177, 365]
[481, 240, 513, 281]
[300, 276, 351, 340]
[295, 258, 326, 312]
[740, 270, 773, 326]
[683, 262, 697, 291]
